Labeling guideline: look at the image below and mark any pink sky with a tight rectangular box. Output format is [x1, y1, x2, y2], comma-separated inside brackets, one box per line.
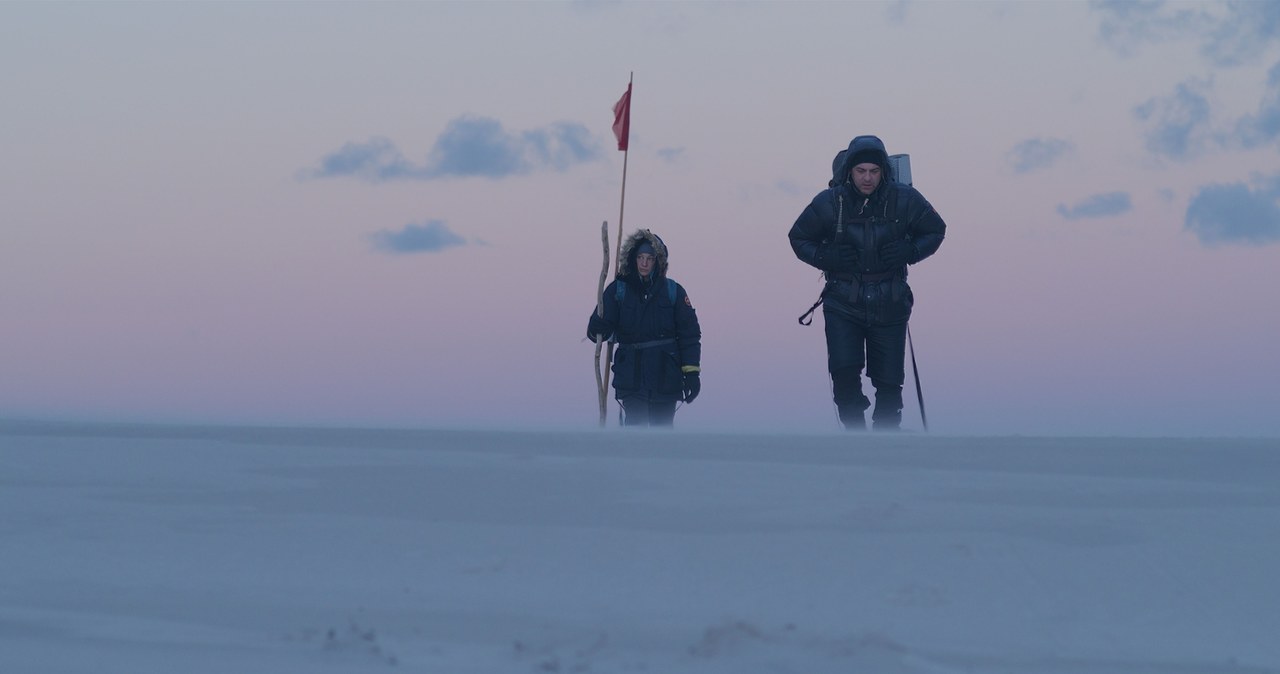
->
[3, 2, 1279, 436]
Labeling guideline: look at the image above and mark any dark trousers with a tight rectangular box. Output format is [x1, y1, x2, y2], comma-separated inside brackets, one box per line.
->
[824, 306, 907, 430]
[618, 394, 678, 427]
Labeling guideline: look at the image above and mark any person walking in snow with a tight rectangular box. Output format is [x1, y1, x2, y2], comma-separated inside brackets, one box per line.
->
[587, 229, 702, 427]
[789, 135, 946, 430]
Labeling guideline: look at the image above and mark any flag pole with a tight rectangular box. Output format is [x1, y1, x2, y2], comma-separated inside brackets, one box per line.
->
[603, 73, 633, 411]
[614, 72, 632, 267]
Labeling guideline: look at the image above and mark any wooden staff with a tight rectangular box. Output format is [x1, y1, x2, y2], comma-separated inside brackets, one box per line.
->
[594, 221, 610, 426]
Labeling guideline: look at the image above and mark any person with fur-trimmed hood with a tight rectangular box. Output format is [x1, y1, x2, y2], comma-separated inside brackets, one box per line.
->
[789, 135, 946, 430]
[587, 229, 702, 427]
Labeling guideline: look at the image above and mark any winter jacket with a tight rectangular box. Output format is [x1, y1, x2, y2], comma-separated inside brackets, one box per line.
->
[587, 230, 701, 401]
[789, 135, 946, 324]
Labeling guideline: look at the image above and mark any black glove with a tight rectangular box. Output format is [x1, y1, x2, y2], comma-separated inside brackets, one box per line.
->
[682, 371, 700, 403]
[817, 243, 860, 272]
[878, 239, 914, 268]
[587, 313, 613, 342]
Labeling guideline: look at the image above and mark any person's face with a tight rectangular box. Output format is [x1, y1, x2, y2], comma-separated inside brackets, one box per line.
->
[851, 163, 882, 196]
[636, 252, 656, 277]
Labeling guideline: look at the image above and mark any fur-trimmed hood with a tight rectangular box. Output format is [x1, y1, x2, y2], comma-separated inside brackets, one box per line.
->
[616, 229, 669, 279]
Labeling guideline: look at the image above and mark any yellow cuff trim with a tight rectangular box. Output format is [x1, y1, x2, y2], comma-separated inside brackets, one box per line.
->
[681, 365, 701, 373]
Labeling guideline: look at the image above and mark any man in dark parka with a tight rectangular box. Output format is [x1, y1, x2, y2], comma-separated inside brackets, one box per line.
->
[789, 135, 945, 430]
[587, 229, 702, 427]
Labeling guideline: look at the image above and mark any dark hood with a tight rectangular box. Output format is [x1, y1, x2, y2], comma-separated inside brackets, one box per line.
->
[834, 135, 894, 187]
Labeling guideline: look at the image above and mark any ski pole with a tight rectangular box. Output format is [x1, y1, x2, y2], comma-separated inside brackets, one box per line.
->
[907, 323, 928, 431]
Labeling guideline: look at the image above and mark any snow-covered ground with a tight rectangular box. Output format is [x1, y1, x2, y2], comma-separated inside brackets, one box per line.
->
[3, 421, 1278, 673]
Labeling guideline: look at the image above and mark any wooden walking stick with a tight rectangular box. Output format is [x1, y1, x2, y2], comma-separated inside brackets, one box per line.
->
[594, 221, 610, 427]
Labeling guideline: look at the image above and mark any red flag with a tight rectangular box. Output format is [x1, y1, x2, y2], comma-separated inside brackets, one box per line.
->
[612, 83, 632, 152]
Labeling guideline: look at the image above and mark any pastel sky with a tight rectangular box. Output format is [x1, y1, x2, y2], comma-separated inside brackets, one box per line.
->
[3, 1, 1279, 436]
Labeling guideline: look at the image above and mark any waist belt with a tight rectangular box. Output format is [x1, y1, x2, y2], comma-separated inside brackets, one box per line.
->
[617, 337, 676, 350]
[829, 270, 898, 283]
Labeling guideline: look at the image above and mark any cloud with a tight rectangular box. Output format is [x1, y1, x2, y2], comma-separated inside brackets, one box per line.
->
[774, 179, 805, 198]
[1134, 63, 1280, 158]
[369, 220, 467, 254]
[1133, 80, 1213, 159]
[1184, 175, 1280, 246]
[1095, 3, 1280, 161]
[422, 116, 530, 178]
[519, 122, 599, 172]
[1056, 192, 1133, 220]
[1093, 0, 1204, 56]
[1231, 60, 1280, 149]
[308, 137, 418, 181]
[308, 115, 603, 182]
[886, 0, 910, 24]
[1199, 1, 1280, 67]
[1093, 1, 1280, 67]
[657, 147, 685, 163]
[1008, 137, 1074, 173]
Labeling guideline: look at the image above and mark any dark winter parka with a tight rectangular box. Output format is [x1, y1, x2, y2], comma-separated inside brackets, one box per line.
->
[789, 135, 946, 324]
[587, 230, 701, 402]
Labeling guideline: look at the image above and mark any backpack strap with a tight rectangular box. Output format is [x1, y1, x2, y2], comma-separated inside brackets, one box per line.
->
[798, 293, 823, 326]
[616, 278, 677, 303]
